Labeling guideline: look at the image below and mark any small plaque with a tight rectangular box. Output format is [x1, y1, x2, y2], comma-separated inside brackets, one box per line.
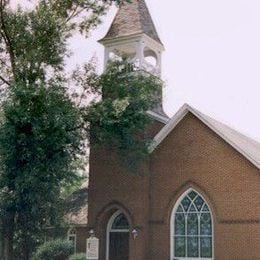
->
[86, 237, 99, 260]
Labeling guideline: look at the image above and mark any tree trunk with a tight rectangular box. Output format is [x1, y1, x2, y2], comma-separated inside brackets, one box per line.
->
[20, 238, 30, 260]
[0, 228, 4, 260]
[2, 213, 15, 260]
[3, 232, 13, 260]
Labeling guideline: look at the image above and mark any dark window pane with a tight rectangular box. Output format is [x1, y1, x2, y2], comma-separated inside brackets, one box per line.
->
[68, 236, 75, 245]
[112, 214, 129, 229]
[175, 213, 185, 235]
[189, 204, 196, 212]
[187, 237, 198, 257]
[188, 190, 198, 200]
[202, 204, 210, 212]
[174, 237, 185, 257]
[194, 196, 204, 211]
[200, 213, 212, 235]
[176, 205, 183, 213]
[201, 237, 212, 258]
[187, 213, 198, 235]
[181, 196, 191, 212]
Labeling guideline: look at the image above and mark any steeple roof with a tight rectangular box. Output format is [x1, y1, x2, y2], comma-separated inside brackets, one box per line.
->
[100, 0, 163, 45]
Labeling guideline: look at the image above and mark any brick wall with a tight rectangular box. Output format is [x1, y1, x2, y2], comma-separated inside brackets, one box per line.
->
[87, 113, 260, 260]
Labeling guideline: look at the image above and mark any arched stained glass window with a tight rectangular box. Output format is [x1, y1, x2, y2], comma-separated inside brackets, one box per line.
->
[172, 189, 213, 259]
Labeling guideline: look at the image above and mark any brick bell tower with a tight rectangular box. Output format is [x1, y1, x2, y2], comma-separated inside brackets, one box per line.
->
[99, 0, 166, 116]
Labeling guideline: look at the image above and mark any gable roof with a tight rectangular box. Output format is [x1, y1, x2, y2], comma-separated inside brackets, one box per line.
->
[150, 104, 260, 170]
[100, 0, 163, 45]
[65, 181, 88, 226]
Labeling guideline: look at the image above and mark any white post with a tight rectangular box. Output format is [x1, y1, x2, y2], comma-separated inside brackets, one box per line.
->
[104, 47, 110, 70]
[157, 51, 162, 76]
[136, 40, 144, 69]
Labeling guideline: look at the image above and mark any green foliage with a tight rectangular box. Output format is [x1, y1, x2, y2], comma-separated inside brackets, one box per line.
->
[69, 253, 87, 260]
[0, 80, 83, 259]
[0, 0, 160, 259]
[61, 175, 85, 200]
[32, 239, 74, 260]
[84, 58, 162, 171]
[0, 0, 130, 88]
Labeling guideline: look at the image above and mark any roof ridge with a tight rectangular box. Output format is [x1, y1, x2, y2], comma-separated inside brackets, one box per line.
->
[150, 104, 260, 169]
[190, 105, 260, 146]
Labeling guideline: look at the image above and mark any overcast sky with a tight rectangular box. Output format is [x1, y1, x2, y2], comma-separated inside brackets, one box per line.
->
[13, 0, 260, 141]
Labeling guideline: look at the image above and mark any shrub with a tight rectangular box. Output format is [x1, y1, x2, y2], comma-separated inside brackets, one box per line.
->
[33, 239, 74, 260]
[69, 253, 87, 260]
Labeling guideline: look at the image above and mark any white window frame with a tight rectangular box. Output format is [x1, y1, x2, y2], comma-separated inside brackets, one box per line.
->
[170, 188, 214, 260]
[106, 210, 129, 260]
[68, 228, 77, 254]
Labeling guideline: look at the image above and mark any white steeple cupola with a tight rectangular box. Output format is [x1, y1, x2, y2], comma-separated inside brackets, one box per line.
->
[99, 0, 164, 77]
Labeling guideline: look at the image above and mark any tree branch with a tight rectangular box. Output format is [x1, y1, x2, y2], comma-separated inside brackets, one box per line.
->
[65, 3, 80, 23]
[0, 57, 11, 68]
[0, 0, 16, 77]
[0, 74, 10, 85]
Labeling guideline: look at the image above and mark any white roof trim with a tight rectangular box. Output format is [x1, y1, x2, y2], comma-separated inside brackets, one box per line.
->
[99, 33, 164, 51]
[147, 110, 169, 124]
[150, 104, 260, 170]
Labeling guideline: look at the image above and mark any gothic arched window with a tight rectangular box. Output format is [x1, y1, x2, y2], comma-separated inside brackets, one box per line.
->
[171, 189, 213, 259]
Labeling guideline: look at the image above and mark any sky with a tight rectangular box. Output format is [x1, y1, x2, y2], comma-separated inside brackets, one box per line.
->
[12, 0, 260, 141]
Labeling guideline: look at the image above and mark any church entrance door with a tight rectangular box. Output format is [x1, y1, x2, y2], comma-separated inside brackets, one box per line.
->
[107, 211, 130, 260]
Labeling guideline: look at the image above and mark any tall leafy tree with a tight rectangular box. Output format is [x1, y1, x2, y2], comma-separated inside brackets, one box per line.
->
[0, 1, 129, 259]
[0, 0, 161, 259]
[0, 80, 82, 260]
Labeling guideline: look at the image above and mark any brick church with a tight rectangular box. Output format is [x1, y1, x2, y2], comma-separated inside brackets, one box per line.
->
[69, 0, 260, 259]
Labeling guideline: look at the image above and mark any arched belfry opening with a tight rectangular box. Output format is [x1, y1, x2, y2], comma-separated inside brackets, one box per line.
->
[101, 36, 163, 77]
[144, 48, 159, 67]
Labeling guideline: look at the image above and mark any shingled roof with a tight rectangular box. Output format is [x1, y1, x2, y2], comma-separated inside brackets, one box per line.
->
[100, 0, 163, 44]
[65, 181, 88, 226]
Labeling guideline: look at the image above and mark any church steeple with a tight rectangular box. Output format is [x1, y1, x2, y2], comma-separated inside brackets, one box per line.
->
[99, 0, 164, 77]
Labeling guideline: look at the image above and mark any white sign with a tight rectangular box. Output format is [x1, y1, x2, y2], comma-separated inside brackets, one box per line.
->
[86, 237, 99, 260]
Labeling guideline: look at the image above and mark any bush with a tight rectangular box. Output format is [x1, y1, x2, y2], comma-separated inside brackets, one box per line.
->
[33, 239, 74, 260]
[69, 253, 87, 260]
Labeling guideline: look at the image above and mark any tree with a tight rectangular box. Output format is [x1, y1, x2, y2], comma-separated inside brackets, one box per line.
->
[0, 80, 83, 260]
[83, 58, 162, 171]
[0, 1, 130, 259]
[0, 0, 161, 259]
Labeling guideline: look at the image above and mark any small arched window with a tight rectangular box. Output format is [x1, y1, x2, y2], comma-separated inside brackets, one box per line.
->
[171, 189, 213, 259]
[68, 228, 76, 254]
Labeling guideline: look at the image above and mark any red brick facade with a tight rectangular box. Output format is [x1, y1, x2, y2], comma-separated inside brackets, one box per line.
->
[85, 112, 260, 260]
